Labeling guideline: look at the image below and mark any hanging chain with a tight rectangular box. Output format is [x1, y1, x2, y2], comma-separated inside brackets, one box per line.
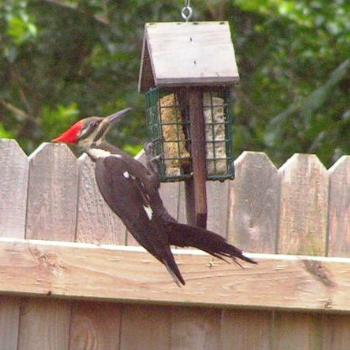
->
[181, 0, 193, 22]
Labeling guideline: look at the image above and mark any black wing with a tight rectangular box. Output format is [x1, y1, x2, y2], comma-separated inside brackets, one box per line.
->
[94, 156, 185, 285]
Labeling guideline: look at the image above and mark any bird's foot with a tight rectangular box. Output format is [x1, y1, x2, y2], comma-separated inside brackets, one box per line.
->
[144, 141, 155, 157]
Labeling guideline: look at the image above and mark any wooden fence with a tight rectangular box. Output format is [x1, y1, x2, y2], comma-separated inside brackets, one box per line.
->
[0, 138, 349, 350]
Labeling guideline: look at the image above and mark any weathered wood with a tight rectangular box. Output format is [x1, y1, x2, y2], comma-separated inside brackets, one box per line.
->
[139, 21, 239, 92]
[120, 305, 170, 350]
[221, 309, 272, 350]
[273, 313, 323, 350]
[278, 154, 329, 255]
[159, 182, 180, 219]
[177, 182, 187, 224]
[76, 154, 126, 245]
[26, 143, 79, 241]
[184, 178, 196, 226]
[69, 153, 124, 350]
[69, 301, 121, 350]
[206, 180, 229, 236]
[328, 156, 350, 257]
[225, 152, 276, 350]
[322, 314, 350, 350]
[138, 37, 155, 94]
[323, 157, 350, 350]
[187, 88, 207, 227]
[275, 153, 328, 350]
[0, 139, 29, 238]
[18, 299, 71, 350]
[170, 306, 220, 349]
[1, 239, 350, 312]
[0, 297, 21, 350]
[19, 143, 78, 350]
[228, 152, 280, 252]
[0, 139, 28, 350]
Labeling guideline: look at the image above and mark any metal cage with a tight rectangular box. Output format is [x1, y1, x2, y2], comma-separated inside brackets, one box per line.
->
[145, 87, 235, 182]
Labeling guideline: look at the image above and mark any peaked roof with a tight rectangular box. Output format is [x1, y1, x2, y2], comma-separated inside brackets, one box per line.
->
[138, 21, 239, 93]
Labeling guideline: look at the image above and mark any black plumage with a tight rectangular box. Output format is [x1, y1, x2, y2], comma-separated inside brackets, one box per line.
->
[53, 110, 256, 286]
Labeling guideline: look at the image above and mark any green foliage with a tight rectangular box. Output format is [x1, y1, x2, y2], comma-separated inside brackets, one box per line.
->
[0, 0, 349, 164]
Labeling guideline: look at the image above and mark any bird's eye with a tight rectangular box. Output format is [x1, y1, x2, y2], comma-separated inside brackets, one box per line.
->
[90, 120, 100, 128]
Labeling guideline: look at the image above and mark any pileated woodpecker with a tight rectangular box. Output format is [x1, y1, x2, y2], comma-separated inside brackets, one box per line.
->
[53, 108, 256, 285]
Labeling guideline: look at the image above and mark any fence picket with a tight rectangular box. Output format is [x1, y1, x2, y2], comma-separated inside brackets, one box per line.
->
[328, 156, 350, 257]
[170, 307, 220, 350]
[277, 153, 329, 255]
[207, 180, 230, 235]
[69, 301, 122, 350]
[75, 154, 127, 244]
[0, 140, 28, 350]
[274, 153, 328, 349]
[224, 152, 276, 350]
[0, 139, 29, 238]
[120, 305, 170, 350]
[322, 156, 350, 350]
[69, 153, 123, 350]
[18, 143, 78, 350]
[0, 138, 350, 350]
[228, 151, 279, 252]
[221, 310, 271, 350]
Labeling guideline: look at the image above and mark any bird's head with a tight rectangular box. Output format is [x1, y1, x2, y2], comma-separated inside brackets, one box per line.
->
[52, 108, 131, 148]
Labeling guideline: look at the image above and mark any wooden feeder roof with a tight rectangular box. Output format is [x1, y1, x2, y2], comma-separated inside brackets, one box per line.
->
[138, 21, 239, 93]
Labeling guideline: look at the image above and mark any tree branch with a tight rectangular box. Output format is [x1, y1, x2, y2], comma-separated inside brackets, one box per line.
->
[0, 99, 28, 121]
[41, 0, 110, 27]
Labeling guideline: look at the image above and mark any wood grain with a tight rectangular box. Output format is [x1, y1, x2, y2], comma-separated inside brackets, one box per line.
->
[0, 297, 21, 350]
[170, 306, 220, 350]
[328, 156, 350, 257]
[76, 154, 126, 245]
[69, 301, 121, 350]
[278, 153, 329, 255]
[323, 156, 350, 350]
[0, 140, 28, 350]
[228, 152, 280, 252]
[25, 143, 79, 241]
[69, 154, 124, 350]
[322, 314, 350, 350]
[206, 180, 229, 236]
[18, 143, 78, 350]
[120, 304, 170, 350]
[273, 312, 323, 350]
[141, 21, 239, 92]
[275, 153, 328, 350]
[159, 182, 180, 220]
[17, 299, 71, 350]
[221, 309, 272, 350]
[177, 182, 187, 224]
[0, 139, 29, 238]
[225, 152, 277, 350]
[0, 239, 350, 312]
[187, 88, 207, 227]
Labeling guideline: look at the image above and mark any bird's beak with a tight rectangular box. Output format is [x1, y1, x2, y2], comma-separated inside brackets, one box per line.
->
[93, 107, 132, 142]
[105, 108, 132, 125]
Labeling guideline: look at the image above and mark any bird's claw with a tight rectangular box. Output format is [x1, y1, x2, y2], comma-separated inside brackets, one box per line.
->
[144, 141, 155, 156]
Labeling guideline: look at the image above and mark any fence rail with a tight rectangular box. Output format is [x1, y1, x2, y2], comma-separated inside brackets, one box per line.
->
[0, 138, 349, 350]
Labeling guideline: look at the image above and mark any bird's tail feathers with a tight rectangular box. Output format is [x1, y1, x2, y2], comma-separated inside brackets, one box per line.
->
[163, 259, 185, 287]
[167, 222, 256, 265]
[161, 250, 186, 286]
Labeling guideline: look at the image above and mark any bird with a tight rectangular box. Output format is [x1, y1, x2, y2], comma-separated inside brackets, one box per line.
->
[52, 108, 256, 285]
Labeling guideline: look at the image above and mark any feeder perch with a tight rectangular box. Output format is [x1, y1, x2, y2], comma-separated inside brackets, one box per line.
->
[138, 21, 239, 228]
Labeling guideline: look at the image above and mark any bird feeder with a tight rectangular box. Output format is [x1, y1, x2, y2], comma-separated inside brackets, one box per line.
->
[138, 21, 240, 228]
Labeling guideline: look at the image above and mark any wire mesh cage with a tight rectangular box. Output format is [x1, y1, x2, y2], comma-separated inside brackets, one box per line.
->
[145, 87, 235, 182]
